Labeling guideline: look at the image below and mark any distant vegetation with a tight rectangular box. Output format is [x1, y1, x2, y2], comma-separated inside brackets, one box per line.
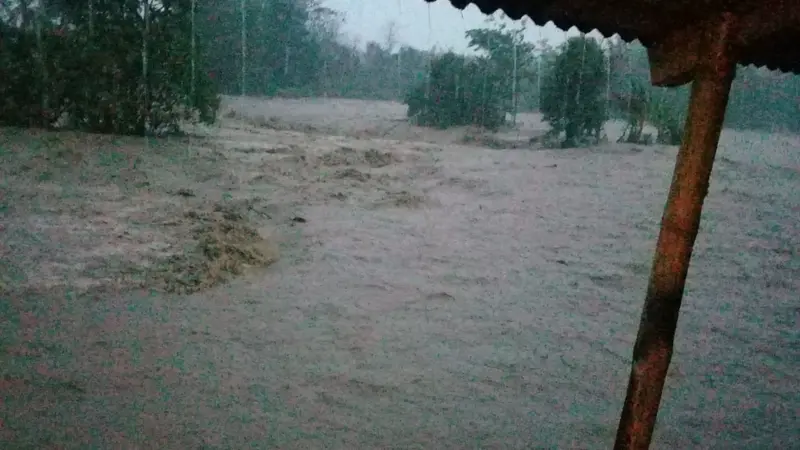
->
[1, 0, 799, 138]
[605, 38, 800, 138]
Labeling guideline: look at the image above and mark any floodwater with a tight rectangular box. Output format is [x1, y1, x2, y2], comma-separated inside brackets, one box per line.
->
[2, 97, 798, 448]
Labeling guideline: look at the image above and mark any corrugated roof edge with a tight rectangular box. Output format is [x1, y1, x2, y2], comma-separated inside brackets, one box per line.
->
[424, 0, 800, 75]
[424, 0, 663, 44]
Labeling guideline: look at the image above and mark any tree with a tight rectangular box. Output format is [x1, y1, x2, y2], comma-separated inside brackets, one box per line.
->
[647, 86, 686, 145]
[197, 0, 322, 97]
[383, 20, 398, 54]
[605, 39, 689, 144]
[541, 35, 608, 147]
[0, 0, 220, 135]
[726, 67, 800, 132]
[404, 22, 535, 131]
[614, 80, 649, 144]
[465, 21, 535, 119]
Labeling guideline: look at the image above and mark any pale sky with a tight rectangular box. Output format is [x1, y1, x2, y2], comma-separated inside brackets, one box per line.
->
[322, 0, 608, 53]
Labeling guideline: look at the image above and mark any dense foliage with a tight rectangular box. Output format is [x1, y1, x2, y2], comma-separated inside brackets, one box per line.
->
[196, 2, 434, 101]
[727, 69, 800, 132]
[405, 53, 506, 130]
[540, 36, 607, 147]
[404, 22, 534, 131]
[1, 0, 219, 135]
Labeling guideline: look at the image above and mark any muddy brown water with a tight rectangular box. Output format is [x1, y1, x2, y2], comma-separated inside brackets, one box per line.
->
[1, 98, 798, 448]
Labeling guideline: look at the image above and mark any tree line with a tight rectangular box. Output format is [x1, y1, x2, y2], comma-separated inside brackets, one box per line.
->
[1, 1, 797, 138]
[605, 38, 800, 134]
[0, 0, 435, 135]
[407, 21, 800, 146]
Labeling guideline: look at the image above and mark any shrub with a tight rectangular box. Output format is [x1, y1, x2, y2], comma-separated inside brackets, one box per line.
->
[540, 36, 608, 147]
[404, 53, 505, 131]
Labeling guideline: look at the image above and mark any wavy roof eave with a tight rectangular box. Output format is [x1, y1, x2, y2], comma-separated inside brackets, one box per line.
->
[424, 0, 800, 75]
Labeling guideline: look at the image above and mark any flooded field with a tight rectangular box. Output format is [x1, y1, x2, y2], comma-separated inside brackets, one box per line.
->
[1, 96, 797, 448]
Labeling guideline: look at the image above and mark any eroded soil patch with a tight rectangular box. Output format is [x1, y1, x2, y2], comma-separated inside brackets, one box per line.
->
[0, 128, 280, 298]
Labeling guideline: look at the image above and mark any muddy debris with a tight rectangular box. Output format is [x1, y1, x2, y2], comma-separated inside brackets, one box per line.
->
[149, 207, 279, 294]
[364, 149, 394, 168]
[264, 145, 294, 155]
[375, 190, 427, 209]
[335, 168, 370, 182]
[319, 147, 358, 166]
[320, 151, 352, 167]
[245, 114, 319, 134]
[173, 188, 196, 197]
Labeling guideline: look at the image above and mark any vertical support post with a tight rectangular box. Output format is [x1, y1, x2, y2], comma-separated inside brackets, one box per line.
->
[626, 49, 633, 137]
[512, 39, 517, 127]
[89, 0, 94, 35]
[284, 28, 291, 78]
[142, 0, 150, 137]
[537, 54, 542, 111]
[613, 14, 739, 450]
[606, 38, 612, 121]
[191, 0, 196, 112]
[241, 0, 247, 96]
[34, 2, 47, 127]
[87, 0, 94, 130]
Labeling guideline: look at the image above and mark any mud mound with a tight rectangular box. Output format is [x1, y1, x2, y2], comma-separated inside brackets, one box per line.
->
[320, 147, 359, 166]
[319, 147, 396, 168]
[363, 149, 394, 168]
[460, 133, 512, 149]
[239, 111, 321, 134]
[149, 208, 279, 294]
[459, 131, 534, 150]
[335, 168, 371, 183]
[229, 144, 294, 155]
[372, 190, 428, 209]
[440, 176, 489, 191]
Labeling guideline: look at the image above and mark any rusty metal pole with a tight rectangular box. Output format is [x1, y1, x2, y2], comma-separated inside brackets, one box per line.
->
[613, 15, 739, 450]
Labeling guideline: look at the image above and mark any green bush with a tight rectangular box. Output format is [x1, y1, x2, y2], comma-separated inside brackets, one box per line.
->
[541, 36, 608, 147]
[404, 53, 505, 131]
[649, 90, 685, 145]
